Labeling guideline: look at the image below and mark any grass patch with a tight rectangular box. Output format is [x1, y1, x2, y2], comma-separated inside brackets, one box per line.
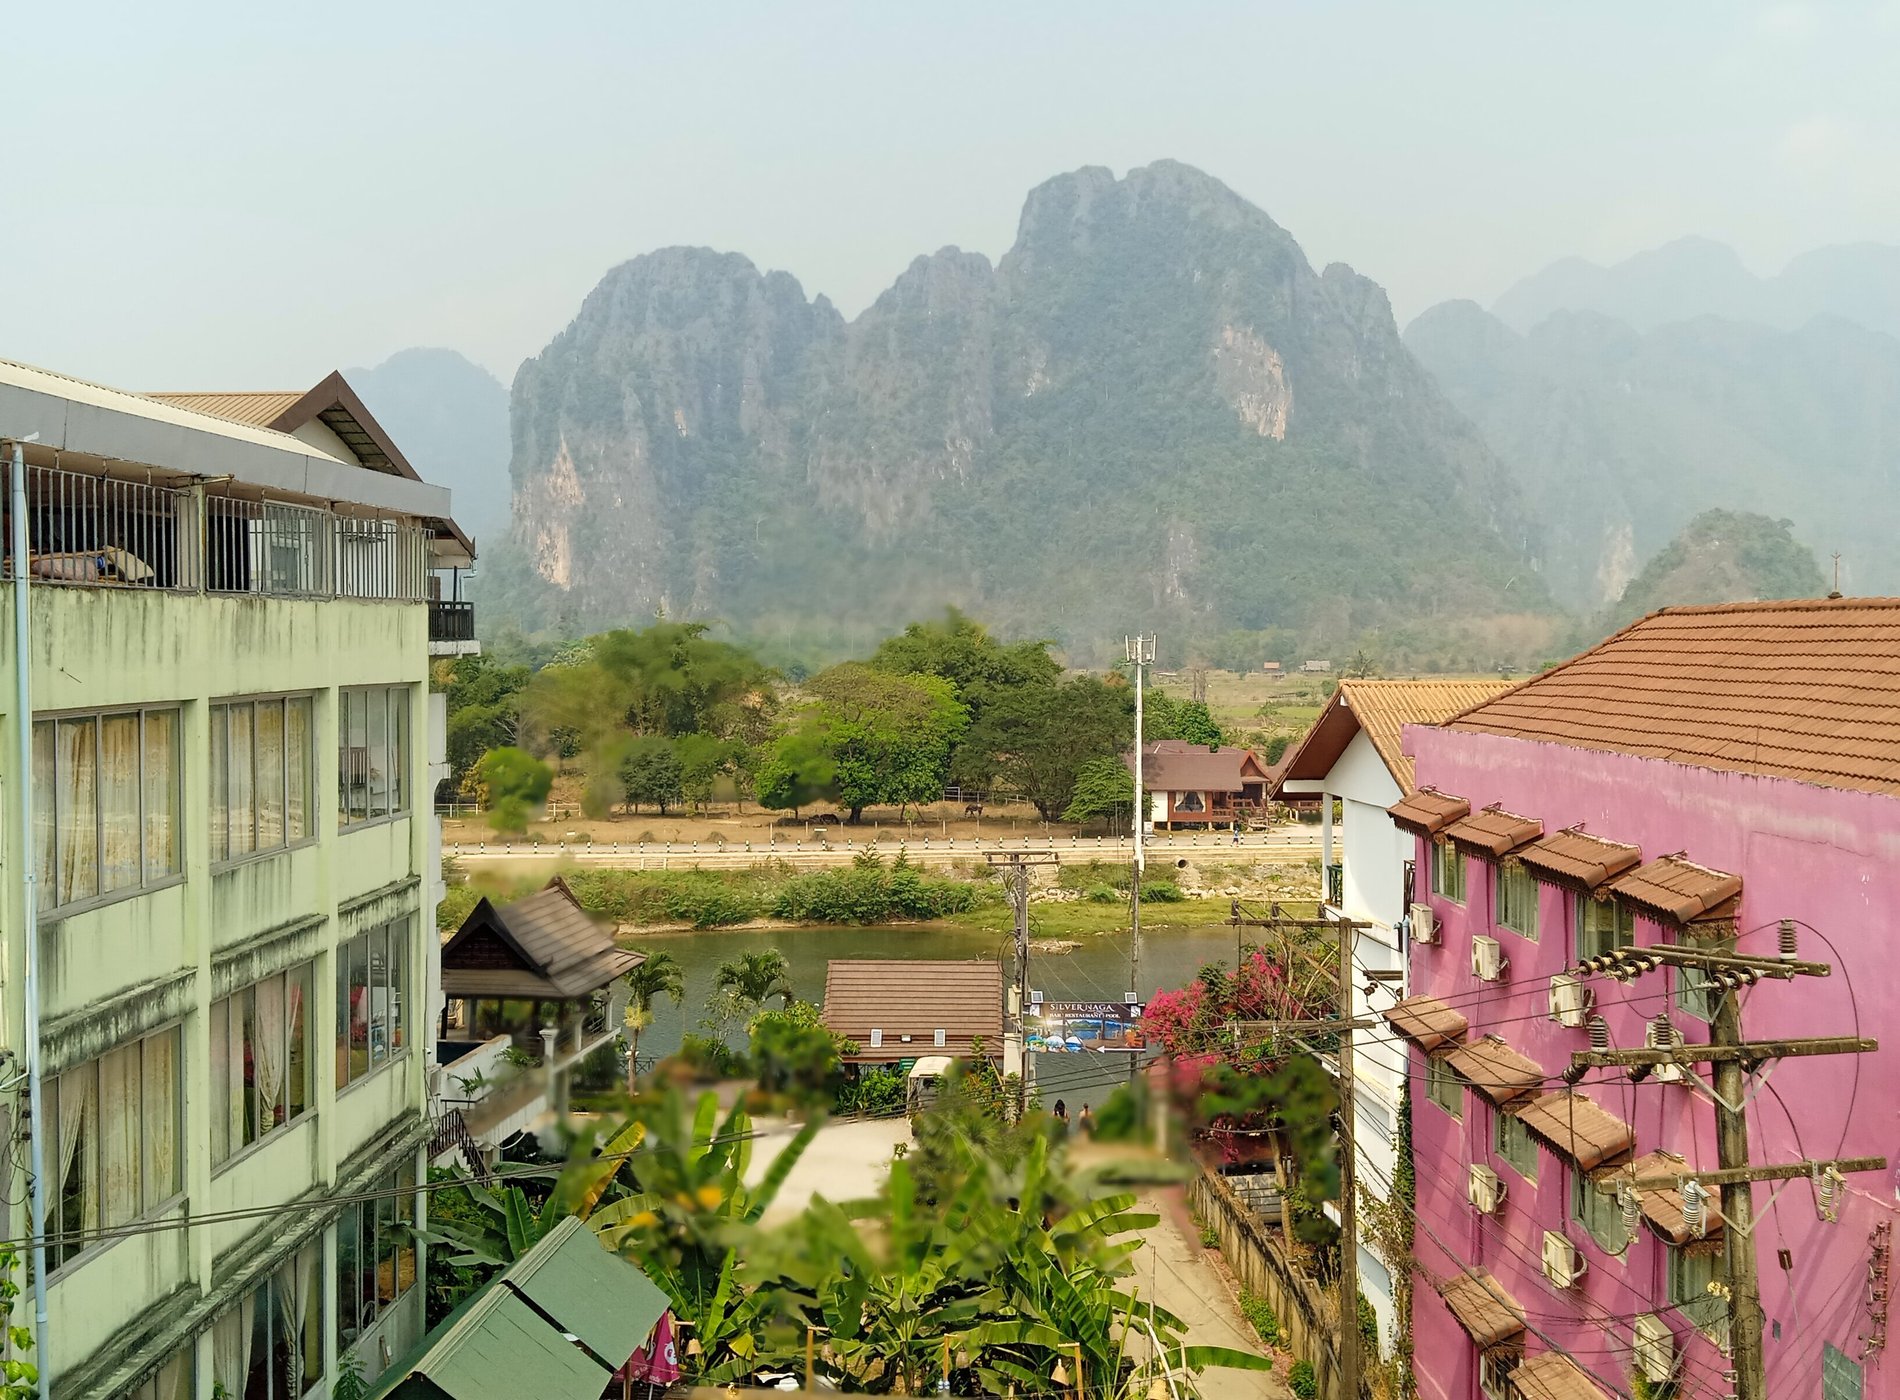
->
[1238, 1289, 1280, 1348]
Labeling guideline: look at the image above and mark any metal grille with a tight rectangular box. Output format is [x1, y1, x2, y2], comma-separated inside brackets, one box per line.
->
[3, 463, 198, 589]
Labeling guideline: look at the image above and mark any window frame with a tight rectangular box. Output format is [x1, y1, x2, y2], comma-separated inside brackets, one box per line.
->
[1669, 1241, 1730, 1346]
[33, 703, 183, 918]
[334, 1158, 420, 1353]
[1494, 1106, 1539, 1183]
[1576, 893, 1634, 962]
[1572, 1166, 1630, 1257]
[338, 685, 412, 831]
[210, 692, 318, 869]
[1430, 840, 1467, 904]
[209, 962, 317, 1173]
[1425, 1052, 1464, 1119]
[336, 919, 412, 1094]
[1496, 861, 1539, 940]
[1824, 1341, 1865, 1400]
[43, 1020, 186, 1278]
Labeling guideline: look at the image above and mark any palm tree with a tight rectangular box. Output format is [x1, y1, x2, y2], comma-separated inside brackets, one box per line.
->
[624, 950, 685, 1093]
[713, 949, 793, 1007]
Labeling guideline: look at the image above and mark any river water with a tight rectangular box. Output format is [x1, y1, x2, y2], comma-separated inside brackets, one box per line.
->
[628, 919, 1246, 1107]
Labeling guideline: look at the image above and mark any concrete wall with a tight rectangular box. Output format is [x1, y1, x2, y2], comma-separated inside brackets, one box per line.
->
[0, 584, 436, 1397]
[1404, 724, 1900, 1400]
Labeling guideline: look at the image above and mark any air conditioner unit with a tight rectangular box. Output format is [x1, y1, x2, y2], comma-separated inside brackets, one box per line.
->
[1468, 1164, 1506, 1215]
[1549, 973, 1594, 1028]
[1409, 902, 1437, 944]
[1542, 1230, 1587, 1289]
[1633, 1314, 1676, 1384]
[1472, 934, 1508, 982]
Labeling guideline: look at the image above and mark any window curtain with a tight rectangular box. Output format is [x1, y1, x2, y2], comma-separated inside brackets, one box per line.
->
[211, 1291, 256, 1398]
[31, 722, 56, 895]
[285, 698, 310, 843]
[141, 1029, 179, 1209]
[152, 1347, 193, 1400]
[97, 1043, 140, 1229]
[56, 717, 97, 905]
[389, 690, 407, 814]
[366, 691, 389, 819]
[253, 975, 287, 1130]
[230, 703, 256, 857]
[284, 973, 309, 1120]
[56, 1065, 97, 1254]
[210, 998, 243, 1163]
[210, 705, 230, 864]
[276, 1244, 316, 1397]
[257, 700, 285, 850]
[98, 714, 141, 893]
[142, 709, 178, 879]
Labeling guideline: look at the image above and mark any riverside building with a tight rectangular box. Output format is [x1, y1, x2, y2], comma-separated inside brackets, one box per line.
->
[0, 359, 473, 1399]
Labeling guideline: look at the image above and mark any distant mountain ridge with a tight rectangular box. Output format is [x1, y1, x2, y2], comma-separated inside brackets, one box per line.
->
[490, 161, 1548, 659]
[1610, 509, 1825, 625]
[1405, 300, 1900, 608]
[1492, 236, 1900, 339]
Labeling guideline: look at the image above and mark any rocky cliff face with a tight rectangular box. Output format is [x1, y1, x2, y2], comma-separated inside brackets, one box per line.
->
[498, 162, 1546, 654]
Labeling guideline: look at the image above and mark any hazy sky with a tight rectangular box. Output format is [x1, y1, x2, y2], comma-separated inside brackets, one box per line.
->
[7, 1, 1897, 391]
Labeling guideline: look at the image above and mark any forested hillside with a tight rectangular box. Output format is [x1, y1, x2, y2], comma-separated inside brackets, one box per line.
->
[486, 161, 1548, 664]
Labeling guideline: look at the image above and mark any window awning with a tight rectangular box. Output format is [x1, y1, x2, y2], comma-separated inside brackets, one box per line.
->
[1382, 995, 1468, 1052]
[1607, 854, 1741, 926]
[1596, 1151, 1726, 1245]
[1512, 1091, 1636, 1171]
[1437, 1267, 1526, 1351]
[1443, 805, 1542, 859]
[1442, 1036, 1547, 1107]
[1388, 787, 1471, 837]
[1515, 827, 1642, 893]
[1513, 1351, 1613, 1400]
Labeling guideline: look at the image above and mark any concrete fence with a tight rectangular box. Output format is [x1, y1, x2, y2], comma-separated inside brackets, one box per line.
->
[1189, 1163, 1363, 1399]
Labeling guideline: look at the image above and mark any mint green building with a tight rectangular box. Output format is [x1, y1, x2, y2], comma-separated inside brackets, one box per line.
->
[0, 360, 476, 1399]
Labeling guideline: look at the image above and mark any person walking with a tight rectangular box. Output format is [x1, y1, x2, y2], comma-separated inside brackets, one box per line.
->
[1078, 1102, 1096, 1138]
[1231, 818, 1241, 846]
[1052, 1099, 1069, 1138]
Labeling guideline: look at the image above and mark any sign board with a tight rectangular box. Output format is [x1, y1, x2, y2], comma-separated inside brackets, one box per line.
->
[1027, 999, 1145, 1053]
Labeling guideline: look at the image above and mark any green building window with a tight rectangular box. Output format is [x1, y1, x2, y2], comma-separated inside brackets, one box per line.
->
[1577, 895, 1634, 961]
[1824, 1342, 1865, 1400]
[335, 1159, 419, 1357]
[337, 920, 410, 1090]
[1573, 1169, 1629, 1255]
[210, 963, 314, 1167]
[338, 686, 409, 827]
[207, 1240, 324, 1397]
[43, 1023, 183, 1273]
[210, 694, 313, 863]
[1495, 1108, 1538, 1182]
[32, 706, 180, 912]
[1426, 1053, 1463, 1119]
[1670, 1242, 1730, 1347]
[1497, 863, 1539, 940]
[1431, 841, 1466, 903]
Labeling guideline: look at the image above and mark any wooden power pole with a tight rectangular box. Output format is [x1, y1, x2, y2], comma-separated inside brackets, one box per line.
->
[1710, 981, 1765, 1398]
[987, 850, 1058, 1117]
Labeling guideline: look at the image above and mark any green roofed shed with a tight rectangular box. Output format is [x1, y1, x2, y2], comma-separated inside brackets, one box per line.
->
[509, 1216, 670, 1365]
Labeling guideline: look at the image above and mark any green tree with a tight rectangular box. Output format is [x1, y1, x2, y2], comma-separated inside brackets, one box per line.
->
[799, 664, 968, 822]
[748, 1000, 848, 1105]
[623, 950, 685, 1093]
[475, 746, 554, 836]
[1061, 755, 1135, 825]
[619, 736, 685, 814]
[870, 610, 1060, 703]
[958, 674, 1134, 819]
[1146, 690, 1224, 747]
[675, 732, 741, 812]
[754, 730, 836, 817]
[714, 949, 793, 1007]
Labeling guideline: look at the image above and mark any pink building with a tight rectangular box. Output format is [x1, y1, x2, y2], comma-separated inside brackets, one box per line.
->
[1388, 599, 1900, 1400]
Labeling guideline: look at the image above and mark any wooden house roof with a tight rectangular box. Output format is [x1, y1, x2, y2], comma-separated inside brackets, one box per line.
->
[441, 879, 641, 1001]
[821, 959, 1004, 1062]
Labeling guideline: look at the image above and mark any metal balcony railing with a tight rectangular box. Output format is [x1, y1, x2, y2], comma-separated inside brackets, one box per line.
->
[429, 599, 476, 642]
[1326, 861, 1344, 908]
[4, 461, 428, 603]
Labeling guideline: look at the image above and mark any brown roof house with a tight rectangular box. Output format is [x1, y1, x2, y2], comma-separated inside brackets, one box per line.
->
[437, 879, 641, 1145]
[1128, 741, 1271, 830]
[821, 960, 1005, 1064]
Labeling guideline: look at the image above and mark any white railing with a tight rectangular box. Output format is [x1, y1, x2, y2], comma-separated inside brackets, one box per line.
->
[6, 461, 428, 603]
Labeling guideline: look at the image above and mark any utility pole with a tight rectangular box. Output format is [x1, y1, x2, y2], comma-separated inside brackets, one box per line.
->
[1571, 933, 1889, 1400]
[988, 850, 1057, 1116]
[1126, 634, 1156, 1098]
[1335, 912, 1363, 1400]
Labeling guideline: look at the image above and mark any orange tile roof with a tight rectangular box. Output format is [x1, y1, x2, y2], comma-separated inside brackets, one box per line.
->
[1383, 994, 1468, 1052]
[1514, 1352, 1612, 1400]
[1608, 854, 1741, 925]
[1388, 787, 1470, 836]
[1597, 1150, 1727, 1244]
[1516, 827, 1642, 891]
[1443, 805, 1543, 859]
[1513, 1091, 1636, 1171]
[1335, 679, 1516, 789]
[1445, 598, 1900, 798]
[1441, 1036, 1547, 1106]
[1437, 1268, 1526, 1351]
[145, 390, 303, 428]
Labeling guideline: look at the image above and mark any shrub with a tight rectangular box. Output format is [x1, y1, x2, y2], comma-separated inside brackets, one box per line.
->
[1090, 1085, 1142, 1141]
[1289, 1359, 1317, 1399]
[676, 1034, 748, 1080]
[1086, 884, 1119, 904]
[1237, 1289, 1280, 1349]
[836, 1065, 908, 1116]
[1138, 879, 1184, 902]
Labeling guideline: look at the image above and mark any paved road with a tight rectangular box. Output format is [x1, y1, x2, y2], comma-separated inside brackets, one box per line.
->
[446, 829, 1322, 872]
[744, 1115, 913, 1224]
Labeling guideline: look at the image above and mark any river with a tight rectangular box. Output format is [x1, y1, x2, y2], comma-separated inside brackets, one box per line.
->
[627, 919, 1248, 1108]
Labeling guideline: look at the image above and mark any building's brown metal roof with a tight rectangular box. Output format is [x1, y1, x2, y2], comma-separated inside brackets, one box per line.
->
[1443, 805, 1543, 859]
[1437, 1268, 1526, 1351]
[1512, 1091, 1636, 1171]
[1516, 827, 1642, 892]
[146, 390, 304, 428]
[1513, 1351, 1612, 1400]
[1445, 597, 1900, 799]
[1126, 743, 1265, 794]
[821, 960, 1004, 1061]
[1598, 1151, 1727, 1245]
[1387, 787, 1470, 837]
[442, 879, 641, 1001]
[1277, 680, 1514, 792]
[1607, 854, 1742, 925]
[1383, 994, 1468, 1052]
[1441, 1036, 1547, 1107]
